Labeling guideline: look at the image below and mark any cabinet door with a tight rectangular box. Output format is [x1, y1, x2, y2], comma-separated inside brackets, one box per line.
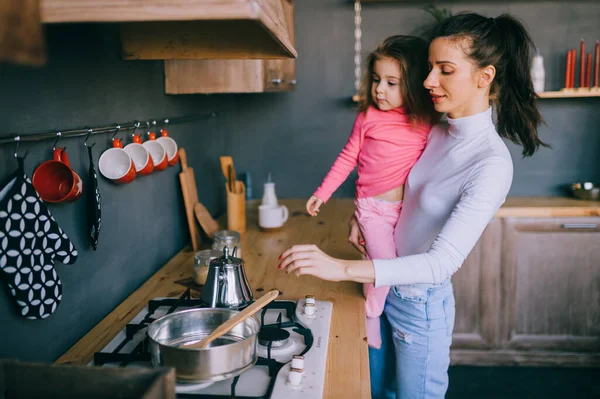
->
[264, 0, 296, 92]
[501, 217, 600, 353]
[451, 218, 502, 350]
[164, 0, 295, 94]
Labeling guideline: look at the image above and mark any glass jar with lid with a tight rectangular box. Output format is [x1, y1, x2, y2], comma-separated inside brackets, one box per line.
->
[212, 230, 242, 258]
[193, 249, 222, 285]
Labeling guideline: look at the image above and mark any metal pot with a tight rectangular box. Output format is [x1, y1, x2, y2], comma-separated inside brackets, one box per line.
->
[147, 307, 260, 382]
[201, 246, 253, 308]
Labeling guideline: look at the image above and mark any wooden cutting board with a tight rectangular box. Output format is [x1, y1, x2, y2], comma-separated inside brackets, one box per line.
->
[179, 148, 220, 251]
[178, 148, 202, 251]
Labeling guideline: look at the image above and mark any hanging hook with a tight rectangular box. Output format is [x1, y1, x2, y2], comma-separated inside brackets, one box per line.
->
[131, 121, 140, 138]
[159, 118, 169, 135]
[111, 124, 121, 141]
[14, 136, 28, 159]
[83, 128, 95, 148]
[52, 130, 63, 151]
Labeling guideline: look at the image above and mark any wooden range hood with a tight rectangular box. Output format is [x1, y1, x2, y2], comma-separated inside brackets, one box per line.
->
[40, 0, 297, 59]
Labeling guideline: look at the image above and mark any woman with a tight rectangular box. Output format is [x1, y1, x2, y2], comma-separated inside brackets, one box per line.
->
[278, 12, 548, 399]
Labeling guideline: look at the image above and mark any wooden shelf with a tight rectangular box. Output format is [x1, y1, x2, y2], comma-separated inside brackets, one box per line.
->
[537, 90, 600, 98]
[40, 0, 297, 59]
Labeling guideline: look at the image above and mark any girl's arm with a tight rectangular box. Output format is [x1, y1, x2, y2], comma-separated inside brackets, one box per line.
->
[313, 112, 365, 203]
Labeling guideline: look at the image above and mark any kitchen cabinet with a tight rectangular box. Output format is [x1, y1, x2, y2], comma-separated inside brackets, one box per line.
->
[450, 219, 502, 351]
[41, 0, 296, 59]
[164, 0, 296, 94]
[500, 217, 600, 356]
[450, 216, 600, 366]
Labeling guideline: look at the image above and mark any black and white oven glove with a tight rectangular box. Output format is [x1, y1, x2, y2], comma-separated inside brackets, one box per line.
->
[0, 157, 78, 319]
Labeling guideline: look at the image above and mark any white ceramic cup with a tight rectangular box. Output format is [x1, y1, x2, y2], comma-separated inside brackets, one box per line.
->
[98, 147, 136, 184]
[142, 140, 168, 171]
[124, 143, 153, 175]
[258, 204, 289, 229]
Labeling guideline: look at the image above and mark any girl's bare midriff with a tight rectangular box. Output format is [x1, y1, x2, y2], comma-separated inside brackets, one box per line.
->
[374, 184, 404, 202]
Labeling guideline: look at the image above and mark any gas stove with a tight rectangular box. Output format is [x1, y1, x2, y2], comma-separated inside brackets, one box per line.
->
[90, 289, 333, 398]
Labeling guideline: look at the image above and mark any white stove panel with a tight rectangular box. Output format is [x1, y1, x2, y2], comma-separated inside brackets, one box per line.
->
[90, 297, 333, 399]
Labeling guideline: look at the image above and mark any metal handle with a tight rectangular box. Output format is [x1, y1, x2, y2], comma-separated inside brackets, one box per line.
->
[561, 223, 598, 229]
[271, 79, 297, 85]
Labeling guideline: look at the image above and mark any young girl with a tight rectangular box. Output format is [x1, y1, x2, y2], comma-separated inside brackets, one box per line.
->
[305, 35, 438, 349]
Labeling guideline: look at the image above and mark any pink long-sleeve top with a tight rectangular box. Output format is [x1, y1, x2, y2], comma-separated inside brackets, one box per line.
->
[314, 106, 430, 203]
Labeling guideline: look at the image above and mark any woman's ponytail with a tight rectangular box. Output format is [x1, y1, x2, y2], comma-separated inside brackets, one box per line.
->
[493, 15, 548, 156]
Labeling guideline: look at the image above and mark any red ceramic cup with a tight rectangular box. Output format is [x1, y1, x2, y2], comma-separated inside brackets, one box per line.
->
[143, 132, 168, 171]
[32, 148, 83, 203]
[98, 138, 136, 184]
[124, 134, 154, 176]
[157, 129, 179, 166]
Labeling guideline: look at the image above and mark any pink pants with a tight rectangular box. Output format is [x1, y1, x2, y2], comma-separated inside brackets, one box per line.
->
[355, 197, 402, 349]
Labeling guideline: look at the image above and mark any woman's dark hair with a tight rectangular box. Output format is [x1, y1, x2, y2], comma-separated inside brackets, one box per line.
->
[359, 35, 439, 126]
[432, 13, 550, 156]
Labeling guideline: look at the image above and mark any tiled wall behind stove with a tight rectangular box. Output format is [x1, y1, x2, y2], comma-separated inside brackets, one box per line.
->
[1, 0, 599, 362]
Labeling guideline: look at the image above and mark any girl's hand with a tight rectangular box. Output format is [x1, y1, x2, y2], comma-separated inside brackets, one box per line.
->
[348, 215, 367, 256]
[278, 244, 348, 281]
[306, 195, 323, 216]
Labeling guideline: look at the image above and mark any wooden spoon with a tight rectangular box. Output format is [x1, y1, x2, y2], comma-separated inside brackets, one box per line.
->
[184, 290, 279, 349]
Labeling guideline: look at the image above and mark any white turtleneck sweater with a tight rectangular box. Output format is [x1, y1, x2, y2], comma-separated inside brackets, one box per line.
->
[373, 107, 513, 287]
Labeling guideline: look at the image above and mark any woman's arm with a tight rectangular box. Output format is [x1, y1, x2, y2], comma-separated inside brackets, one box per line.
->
[373, 156, 512, 286]
[279, 156, 512, 285]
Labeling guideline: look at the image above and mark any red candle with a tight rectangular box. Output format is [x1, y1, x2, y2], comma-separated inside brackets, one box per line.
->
[580, 39, 585, 88]
[565, 50, 571, 88]
[586, 53, 592, 87]
[571, 49, 577, 88]
[594, 41, 599, 87]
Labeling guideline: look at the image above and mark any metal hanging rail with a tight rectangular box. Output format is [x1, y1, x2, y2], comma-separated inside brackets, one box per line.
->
[0, 112, 218, 147]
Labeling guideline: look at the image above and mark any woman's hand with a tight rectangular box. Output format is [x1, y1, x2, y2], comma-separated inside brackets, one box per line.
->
[348, 215, 367, 256]
[306, 195, 323, 216]
[278, 244, 348, 281]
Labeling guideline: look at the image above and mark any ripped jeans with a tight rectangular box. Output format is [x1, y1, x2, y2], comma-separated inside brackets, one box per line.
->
[369, 280, 455, 399]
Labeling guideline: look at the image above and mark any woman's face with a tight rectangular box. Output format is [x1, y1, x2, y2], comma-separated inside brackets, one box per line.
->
[424, 38, 490, 119]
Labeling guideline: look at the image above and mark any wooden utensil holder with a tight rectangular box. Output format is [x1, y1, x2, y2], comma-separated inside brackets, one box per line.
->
[226, 180, 246, 233]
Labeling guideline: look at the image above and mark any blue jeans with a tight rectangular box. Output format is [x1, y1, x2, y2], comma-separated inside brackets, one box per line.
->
[369, 280, 455, 399]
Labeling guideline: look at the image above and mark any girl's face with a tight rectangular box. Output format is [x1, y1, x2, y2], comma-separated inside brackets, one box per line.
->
[371, 57, 403, 111]
[424, 38, 490, 119]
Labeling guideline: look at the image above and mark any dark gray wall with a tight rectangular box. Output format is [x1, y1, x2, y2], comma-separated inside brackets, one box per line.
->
[1, 0, 599, 362]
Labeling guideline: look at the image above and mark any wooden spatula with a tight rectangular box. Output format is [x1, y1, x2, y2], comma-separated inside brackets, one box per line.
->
[184, 290, 279, 349]
[194, 202, 219, 239]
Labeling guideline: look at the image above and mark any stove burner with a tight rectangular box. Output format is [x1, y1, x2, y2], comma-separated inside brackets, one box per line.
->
[258, 328, 290, 348]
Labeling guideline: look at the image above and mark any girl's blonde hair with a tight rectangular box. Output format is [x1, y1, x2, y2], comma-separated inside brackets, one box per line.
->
[358, 35, 438, 126]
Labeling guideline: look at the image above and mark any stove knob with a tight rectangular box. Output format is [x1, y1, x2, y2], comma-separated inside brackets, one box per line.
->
[288, 367, 303, 386]
[305, 295, 316, 305]
[303, 302, 316, 316]
[291, 355, 305, 369]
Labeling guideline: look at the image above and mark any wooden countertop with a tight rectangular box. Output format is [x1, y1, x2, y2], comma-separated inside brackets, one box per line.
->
[54, 196, 598, 396]
[496, 197, 600, 217]
[55, 198, 370, 399]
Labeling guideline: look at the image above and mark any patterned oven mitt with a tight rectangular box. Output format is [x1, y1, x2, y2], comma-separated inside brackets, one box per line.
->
[0, 158, 78, 319]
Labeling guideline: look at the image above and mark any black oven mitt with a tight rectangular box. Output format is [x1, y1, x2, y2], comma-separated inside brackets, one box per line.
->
[0, 157, 78, 319]
[86, 145, 101, 250]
